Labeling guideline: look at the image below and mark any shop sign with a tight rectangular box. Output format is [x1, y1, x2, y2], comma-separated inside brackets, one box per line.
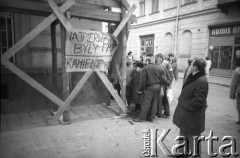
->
[210, 24, 240, 37]
[65, 29, 114, 72]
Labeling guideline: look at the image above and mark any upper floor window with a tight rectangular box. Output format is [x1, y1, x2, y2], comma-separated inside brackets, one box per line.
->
[164, 0, 177, 10]
[182, 0, 197, 5]
[0, 12, 14, 64]
[139, 0, 145, 16]
[152, 0, 159, 13]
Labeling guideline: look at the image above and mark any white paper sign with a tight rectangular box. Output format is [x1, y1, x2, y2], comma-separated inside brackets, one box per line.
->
[65, 29, 114, 72]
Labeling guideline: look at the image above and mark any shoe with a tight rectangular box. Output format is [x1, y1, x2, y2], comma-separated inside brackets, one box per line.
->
[133, 118, 144, 122]
[161, 115, 169, 118]
[148, 119, 154, 122]
[236, 121, 240, 125]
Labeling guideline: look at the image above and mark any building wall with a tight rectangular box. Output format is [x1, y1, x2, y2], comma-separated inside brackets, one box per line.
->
[127, 0, 240, 73]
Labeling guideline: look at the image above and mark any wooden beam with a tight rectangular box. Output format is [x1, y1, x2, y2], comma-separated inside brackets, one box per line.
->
[120, 5, 127, 106]
[113, 4, 137, 37]
[1, 0, 75, 60]
[48, 0, 74, 31]
[96, 71, 127, 113]
[51, 20, 58, 112]
[60, 24, 71, 123]
[70, 6, 137, 23]
[54, 71, 93, 119]
[1, 59, 64, 107]
[0, 0, 137, 23]
[75, 0, 120, 8]
[121, 0, 130, 10]
[114, 56, 123, 89]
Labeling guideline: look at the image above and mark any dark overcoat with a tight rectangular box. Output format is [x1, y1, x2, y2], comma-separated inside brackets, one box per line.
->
[173, 74, 208, 135]
[131, 69, 142, 104]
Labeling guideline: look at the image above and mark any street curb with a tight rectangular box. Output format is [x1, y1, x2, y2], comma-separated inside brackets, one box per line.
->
[207, 82, 230, 87]
[178, 77, 230, 87]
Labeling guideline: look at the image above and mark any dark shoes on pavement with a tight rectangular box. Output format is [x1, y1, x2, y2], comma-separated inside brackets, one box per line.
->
[132, 118, 144, 122]
[132, 118, 154, 122]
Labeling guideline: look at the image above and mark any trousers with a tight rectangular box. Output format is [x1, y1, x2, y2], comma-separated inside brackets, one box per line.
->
[139, 84, 160, 120]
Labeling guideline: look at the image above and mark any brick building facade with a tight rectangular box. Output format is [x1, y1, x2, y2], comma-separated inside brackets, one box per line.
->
[127, 0, 240, 76]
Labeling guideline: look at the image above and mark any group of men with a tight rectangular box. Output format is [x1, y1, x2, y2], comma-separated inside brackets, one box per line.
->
[127, 52, 209, 157]
[125, 52, 240, 157]
[126, 52, 176, 122]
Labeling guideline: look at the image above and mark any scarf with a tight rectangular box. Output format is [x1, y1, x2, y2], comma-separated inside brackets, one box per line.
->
[182, 71, 205, 89]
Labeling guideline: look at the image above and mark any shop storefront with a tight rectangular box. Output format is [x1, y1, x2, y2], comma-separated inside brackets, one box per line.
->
[208, 22, 240, 76]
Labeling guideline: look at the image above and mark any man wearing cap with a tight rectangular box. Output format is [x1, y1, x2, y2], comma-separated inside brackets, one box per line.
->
[133, 53, 164, 122]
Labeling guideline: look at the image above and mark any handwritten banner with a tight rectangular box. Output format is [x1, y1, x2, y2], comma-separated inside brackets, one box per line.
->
[65, 29, 114, 72]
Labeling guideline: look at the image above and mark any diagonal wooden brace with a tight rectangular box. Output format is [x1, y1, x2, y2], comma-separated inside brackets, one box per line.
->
[96, 71, 127, 113]
[1, 58, 64, 107]
[47, 0, 74, 32]
[112, 4, 137, 37]
[54, 71, 93, 119]
[1, 0, 75, 61]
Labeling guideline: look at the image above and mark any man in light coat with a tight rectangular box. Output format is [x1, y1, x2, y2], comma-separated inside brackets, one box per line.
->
[230, 67, 240, 125]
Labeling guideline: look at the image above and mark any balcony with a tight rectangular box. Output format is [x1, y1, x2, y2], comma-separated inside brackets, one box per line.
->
[217, 0, 240, 14]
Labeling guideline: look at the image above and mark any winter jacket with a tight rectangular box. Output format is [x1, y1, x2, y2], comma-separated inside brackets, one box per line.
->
[162, 60, 174, 85]
[132, 69, 143, 104]
[126, 66, 134, 86]
[230, 67, 240, 99]
[141, 63, 164, 90]
[173, 72, 209, 135]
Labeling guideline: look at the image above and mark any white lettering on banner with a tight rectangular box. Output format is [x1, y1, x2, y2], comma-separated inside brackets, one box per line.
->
[65, 29, 114, 72]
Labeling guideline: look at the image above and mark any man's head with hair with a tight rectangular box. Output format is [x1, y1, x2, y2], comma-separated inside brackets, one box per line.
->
[145, 52, 155, 64]
[128, 51, 133, 55]
[155, 53, 164, 64]
[168, 53, 174, 57]
[205, 56, 209, 60]
[136, 61, 144, 68]
[191, 58, 206, 74]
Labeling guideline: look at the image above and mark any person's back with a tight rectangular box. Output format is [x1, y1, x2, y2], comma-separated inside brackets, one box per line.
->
[134, 58, 164, 122]
[141, 63, 163, 90]
[162, 59, 174, 85]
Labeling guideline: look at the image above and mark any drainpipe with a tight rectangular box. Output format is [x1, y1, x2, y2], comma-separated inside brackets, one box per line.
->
[174, 0, 180, 58]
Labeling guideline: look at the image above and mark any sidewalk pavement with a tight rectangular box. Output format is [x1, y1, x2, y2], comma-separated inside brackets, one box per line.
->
[178, 72, 232, 87]
[1, 99, 239, 158]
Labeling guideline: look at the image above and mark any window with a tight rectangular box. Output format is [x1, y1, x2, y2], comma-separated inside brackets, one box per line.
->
[182, 0, 197, 5]
[180, 30, 192, 58]
[164, 0, 177, 10]
[140, 35, 154, 54]
[139, 0, 145, 16]
[0, 13, 14, 63]
[152, 0, 159, 13]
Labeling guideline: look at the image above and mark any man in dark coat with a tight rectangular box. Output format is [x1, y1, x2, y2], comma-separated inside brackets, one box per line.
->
[133, 53, 164, 122]
[131, 61, 144, 113]
[173, 58, 208, 157]
[230, 67, 240, 125]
